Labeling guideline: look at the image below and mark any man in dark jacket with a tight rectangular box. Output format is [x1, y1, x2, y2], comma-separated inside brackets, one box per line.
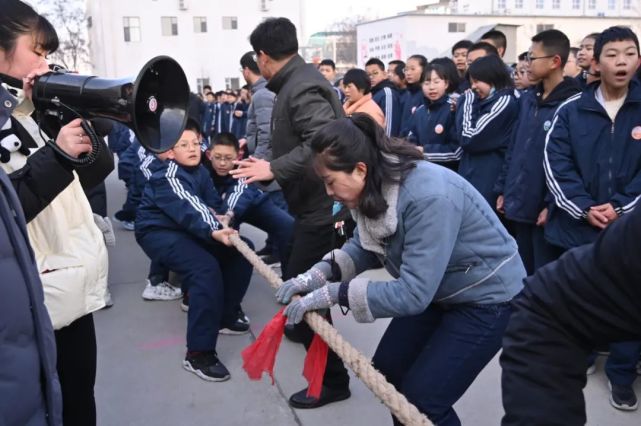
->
[232, 17, 351, 409]
[501, 200, 641, 425]
[1, 81, 63, 426]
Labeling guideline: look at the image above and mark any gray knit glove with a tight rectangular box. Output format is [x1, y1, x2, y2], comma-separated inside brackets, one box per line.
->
[283, 282, 340, 325]
[275, 261, 332, 304]
[93, 214, 116, 247]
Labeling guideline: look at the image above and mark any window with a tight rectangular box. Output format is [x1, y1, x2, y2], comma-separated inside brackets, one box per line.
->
[553, 0, 560, 8]
[225, 77, 240, 90]
[515, 0, 524, 8]
[193, 16, 207, 33]
[123, 17, 141, 42]
[196, 78, 210, 94]
[588, 0, 596, 8]
[161, 16, 178, 36]
[498, 0, 506, 8]
[222, 16, 238, 30]
[536, 0, 544, 8]
[536, 24, 554, 32]
[87, 16, 92, 29]
[608, 0, 616, 9]
[448, 22, 466, 32]
[624, 0, 632, 9]
[572, 0, 581, 8]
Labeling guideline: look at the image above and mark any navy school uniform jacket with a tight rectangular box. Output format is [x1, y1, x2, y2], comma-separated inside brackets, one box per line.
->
[371, 80, 401, 137]
[210, 171, 268, 221]
[135, 160, 225, 243]
[544, 79, 641, 249]
[220, 102, 233, 135]
[455, 88, 519, 207]
[496, 78, 582, 224]
[407, 94, 461, 165]
[230, 102, 248, 139]
[201, 101, 216, 137]
[399, 84, 424, 137]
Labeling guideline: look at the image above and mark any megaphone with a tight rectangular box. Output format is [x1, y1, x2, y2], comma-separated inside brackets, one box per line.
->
[32, 55, 189, 154]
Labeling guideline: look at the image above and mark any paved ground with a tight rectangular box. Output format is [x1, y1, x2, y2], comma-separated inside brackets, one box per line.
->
[95, 169, 641, 425]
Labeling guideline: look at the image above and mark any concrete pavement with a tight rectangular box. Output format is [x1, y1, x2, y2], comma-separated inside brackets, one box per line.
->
[95, 169, 641, 425]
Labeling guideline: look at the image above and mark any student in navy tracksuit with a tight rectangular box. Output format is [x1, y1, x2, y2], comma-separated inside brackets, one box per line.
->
[230, 100, 248, 140]
[407, 58, 461, 171]
[205, 133, 294, 275]
[456, 55, 518, 209]
[201, 92, 216, 141]
[136, 123, 253, 382]
[544, 27, 641, 410]
[495, 30, 582, 275]
[365, 58, 401, 137]
[400, 54, 428, 137]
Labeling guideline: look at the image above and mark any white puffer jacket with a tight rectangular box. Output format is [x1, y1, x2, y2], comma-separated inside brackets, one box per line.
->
[1, 99, 108, 329]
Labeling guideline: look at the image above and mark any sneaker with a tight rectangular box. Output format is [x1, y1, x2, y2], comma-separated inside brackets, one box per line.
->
[609, 382, 638, 411]
[112, 216, 135, 231]
[237, 307, 250, 325]
[587, 363, 596, 375]
[261, 253, 281, 267]
[103, 289, 114, 309]
[219, 318, 250, 335]
[180, 292, 189, 312]
[255, 246, 272, 257]
[183, 351, 230, 382]
[142, 280, 182, 301]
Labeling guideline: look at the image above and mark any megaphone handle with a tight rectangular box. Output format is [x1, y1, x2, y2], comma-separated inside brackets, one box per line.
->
[39, 107, 102, 167]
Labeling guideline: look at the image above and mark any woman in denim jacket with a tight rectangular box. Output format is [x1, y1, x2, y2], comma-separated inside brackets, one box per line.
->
[278, 113, 526, 426]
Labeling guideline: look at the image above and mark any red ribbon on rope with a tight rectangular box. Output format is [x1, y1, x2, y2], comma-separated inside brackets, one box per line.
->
[303, 333, 329, 399]
[241, 308, 287, 384]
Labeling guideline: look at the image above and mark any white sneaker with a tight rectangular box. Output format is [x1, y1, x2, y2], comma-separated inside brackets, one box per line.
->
[587, 364, 596, 375]
[142, 280, 182, 301]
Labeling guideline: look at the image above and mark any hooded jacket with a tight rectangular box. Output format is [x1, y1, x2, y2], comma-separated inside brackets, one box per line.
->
[544, 79, 641, 249]
[266, 55, 344, 225]
[370, 80, 401, 136]
[497, 77, 582, 223]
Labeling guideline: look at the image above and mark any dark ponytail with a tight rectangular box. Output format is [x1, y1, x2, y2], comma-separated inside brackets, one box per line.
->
[0, 0, 59, 57]
[311, 113, 423, 218]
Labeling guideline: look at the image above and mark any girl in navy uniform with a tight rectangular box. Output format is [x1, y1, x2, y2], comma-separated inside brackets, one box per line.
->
[399, 54, 427, 137]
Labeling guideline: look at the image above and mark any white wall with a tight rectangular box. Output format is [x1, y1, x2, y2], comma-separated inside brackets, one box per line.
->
[86, 0, 303, 91]
[357, 13, 641, 66]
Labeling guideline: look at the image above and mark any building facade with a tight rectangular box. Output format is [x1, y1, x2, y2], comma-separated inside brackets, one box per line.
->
[86, 0, 304, 92]
[357, 0, 641, 66]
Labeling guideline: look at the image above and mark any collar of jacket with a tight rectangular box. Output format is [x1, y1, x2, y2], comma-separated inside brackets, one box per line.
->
[344, 93, 373, 115]
[533, 77, 582, 106]
[477, 87, 513, 106]
[266, 54, 305, 94]
[423, 93, 449, 110]
[578, 78, 641, 113]
[251, 76, 268, 94]
[371, 79, 397, 94]
[406, 83, 422, 94]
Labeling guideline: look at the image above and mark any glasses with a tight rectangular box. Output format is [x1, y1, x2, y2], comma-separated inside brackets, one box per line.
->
[212, 155, 235, 163]
[526, 53, 556, 64]
[173, 140, 202, 150]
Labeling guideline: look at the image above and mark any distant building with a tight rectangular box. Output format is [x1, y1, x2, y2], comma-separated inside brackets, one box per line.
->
[357, 0, 641, 65]
[302, 31, 357, 75]
[86, 0, 304, 92]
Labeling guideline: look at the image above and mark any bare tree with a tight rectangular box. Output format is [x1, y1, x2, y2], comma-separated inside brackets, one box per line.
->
[37, 0, 90, 71]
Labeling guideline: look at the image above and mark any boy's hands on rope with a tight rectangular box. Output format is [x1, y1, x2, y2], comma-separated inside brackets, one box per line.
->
[275, 267, 328, 304]
[212, 228, 237, 246]
[283, 283, 340, 325]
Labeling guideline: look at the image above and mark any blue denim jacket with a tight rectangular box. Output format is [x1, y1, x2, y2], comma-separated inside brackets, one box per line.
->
[325, 161, 525, 322]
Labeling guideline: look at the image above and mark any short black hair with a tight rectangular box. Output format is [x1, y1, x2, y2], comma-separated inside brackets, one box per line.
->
[0, 0, 59, 56]
[451, 39, 474, 55]
[210, 132, 240, 152]
[594, 26, 640, 63]
[343, 68, 371, 94]
[365, 57, 385, 71]
[468, 41, 499, 57]
[389, 60, 406, 80]
[388, 59, 405, 67]
[205, 91, 215, 98]
[481, 30, 507, 52]
[468, 55, 514, 91]
[425, 57, 460, 93]
[319, 59, 336, 70]
[517, 51, 528, 62]
[184, 118, 201, 137]
[584, 32, 602, 42]
[240, 51, 260, 74]
[203, 84, 212, 90]
[249, 17, 298, 60]
[531, 29, 570, 67]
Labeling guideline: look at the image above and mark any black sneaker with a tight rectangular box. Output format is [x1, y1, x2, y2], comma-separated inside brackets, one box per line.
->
[261, 253, 281, 267]
[183, 351, 230, 382]
[609, 382, 638, 411]
[255, 246, 272, 257]
[237, 307, 250, 325]
[219, 318, 250, 335]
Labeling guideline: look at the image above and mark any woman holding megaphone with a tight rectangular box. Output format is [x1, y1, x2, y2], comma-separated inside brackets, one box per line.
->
[0, 1, 114, 425]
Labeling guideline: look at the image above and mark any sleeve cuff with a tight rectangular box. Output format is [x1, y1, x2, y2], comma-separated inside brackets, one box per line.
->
[322, 249, 356, 282]
[347, 277, 375, 323]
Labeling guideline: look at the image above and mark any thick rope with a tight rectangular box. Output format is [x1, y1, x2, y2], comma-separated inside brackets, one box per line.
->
[230, 234, 433, 426]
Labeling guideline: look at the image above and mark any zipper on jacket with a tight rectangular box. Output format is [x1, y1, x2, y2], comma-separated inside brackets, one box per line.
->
[445, 262, 477, 274]
[608, 121, 615, 196]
